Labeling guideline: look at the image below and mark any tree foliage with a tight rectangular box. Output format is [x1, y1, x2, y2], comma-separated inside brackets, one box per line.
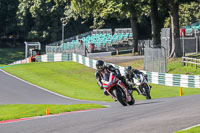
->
[0, 0, 199, 52]
[179, 2, 200, 27]
[17, 0, 69, 42]
[165, 0, 199, 57]
[0, 0, 19, 37]
[164, 1, 200, 27]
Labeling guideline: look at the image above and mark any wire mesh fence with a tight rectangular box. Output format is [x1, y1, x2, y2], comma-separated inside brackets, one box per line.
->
[144, 47, 167, 73]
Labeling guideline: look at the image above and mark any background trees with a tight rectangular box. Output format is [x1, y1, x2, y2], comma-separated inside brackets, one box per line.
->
[0, 0, 19, 47]
[0, 0, 199, 54]
[17, 0, 68, 42]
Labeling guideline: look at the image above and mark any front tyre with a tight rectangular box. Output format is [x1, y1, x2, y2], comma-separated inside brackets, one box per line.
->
[128, 93, 135, 105]
[113, 89, 127, 106]
[143, 83, 151, 99]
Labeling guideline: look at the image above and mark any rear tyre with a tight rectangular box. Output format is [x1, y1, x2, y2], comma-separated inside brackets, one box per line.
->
[113, 89, 127, 106]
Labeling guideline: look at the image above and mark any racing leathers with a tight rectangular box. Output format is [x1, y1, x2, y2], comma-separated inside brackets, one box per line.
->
[95, 64, 131, 95]
[125, 68, 150, 94]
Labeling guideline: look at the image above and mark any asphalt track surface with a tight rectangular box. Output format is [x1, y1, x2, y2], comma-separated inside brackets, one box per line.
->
[0, 69, 200, 133]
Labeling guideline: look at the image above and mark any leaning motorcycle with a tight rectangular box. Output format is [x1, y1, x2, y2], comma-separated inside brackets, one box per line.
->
[127, 72, 151, 99]
[102, 73, 135, 106]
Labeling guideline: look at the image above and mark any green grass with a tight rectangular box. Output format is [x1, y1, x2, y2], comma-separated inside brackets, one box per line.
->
[132, 83, 200, 100]
[3, 62, 112, 101]
[0, 64, 7, 68]
[167, 58, 200, 75]
[117, 59, 144, 70]
[118, 58, 200, 75]
[3, 62, 200, 101]
[176, 126, 200, 133]
[1, 52, 200, 122]
[0, 47, 24, 65]
[0, 104, 106, 121]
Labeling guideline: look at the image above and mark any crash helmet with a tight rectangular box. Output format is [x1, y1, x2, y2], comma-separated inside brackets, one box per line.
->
[96, 60, 104, 70]
[126, 66, 132, 72]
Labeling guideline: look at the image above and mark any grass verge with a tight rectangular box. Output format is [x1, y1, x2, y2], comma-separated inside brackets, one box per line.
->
[176, 126, 200, 133]
[3, 62, 200, 101]
[117, 57, 200, 75]
[117, 59, 144, 70]
[0, 104, 106, 121]
[3, 62, 112, 101]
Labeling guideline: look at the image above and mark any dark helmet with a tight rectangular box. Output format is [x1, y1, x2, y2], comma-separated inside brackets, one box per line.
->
[126, 66, 132, 71]
[96, 60, 104, 70]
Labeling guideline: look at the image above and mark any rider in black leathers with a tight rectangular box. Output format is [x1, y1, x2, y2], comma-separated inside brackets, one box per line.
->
[95, 60, 132, 95]
[125, 66, 151, 94]
[125, 66, 144, 83]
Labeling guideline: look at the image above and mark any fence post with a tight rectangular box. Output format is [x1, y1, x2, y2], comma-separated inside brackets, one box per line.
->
[191, 58, 193, 67]
[195, 30, 198, 53]
[186, 58, 188, 66]
[195, 59, 197, 69]
[182, 57, 185, 66]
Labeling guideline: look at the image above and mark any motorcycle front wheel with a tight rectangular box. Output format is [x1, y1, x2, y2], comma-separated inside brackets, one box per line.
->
[113, 88, 127, 106]
[127, 93, 135, 105]
[142, 83, 151, 99]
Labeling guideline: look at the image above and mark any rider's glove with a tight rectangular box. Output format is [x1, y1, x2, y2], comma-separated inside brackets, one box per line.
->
[116, 74, 121, 78]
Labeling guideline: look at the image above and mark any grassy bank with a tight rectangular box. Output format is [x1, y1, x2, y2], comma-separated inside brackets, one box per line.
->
[3, 62, 200, 101]
[117, 57, 200, 75]
[3, 62, 111, 101]
[0, 104, 106, 121]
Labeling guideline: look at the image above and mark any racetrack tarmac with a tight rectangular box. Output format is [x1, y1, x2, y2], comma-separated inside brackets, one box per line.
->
[0, 69, 200, 133]
[0, 69, 104, 105]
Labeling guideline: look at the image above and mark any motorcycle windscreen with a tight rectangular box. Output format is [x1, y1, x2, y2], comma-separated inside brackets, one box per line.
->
[102, 73, 116, 88]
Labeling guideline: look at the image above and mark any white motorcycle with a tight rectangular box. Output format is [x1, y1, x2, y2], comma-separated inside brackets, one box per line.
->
[125, 67, 151, 99]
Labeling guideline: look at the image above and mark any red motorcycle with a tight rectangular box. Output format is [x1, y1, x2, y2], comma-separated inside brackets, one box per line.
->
[102, 72, 135, 106]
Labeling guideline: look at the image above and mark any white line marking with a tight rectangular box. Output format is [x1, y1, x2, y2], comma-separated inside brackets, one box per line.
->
[180, 124, 200, 131]
[0, 69, 91, 102]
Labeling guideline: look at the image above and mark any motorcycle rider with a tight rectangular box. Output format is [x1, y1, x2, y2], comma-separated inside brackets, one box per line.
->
[125, 66, 151, 94]
[125, 66, 143, 81]
[95, 60, 132, 96]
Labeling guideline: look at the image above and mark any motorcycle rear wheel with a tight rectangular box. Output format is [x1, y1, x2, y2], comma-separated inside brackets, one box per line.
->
[113, 89, 127, 106]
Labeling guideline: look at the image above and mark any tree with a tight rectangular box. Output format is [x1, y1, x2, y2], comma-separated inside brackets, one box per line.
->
[17, 0, 69, 42]
[121, 0, 142, 52]
[70, 0, 145, 52]
[168, 0, 182, 57]
[0, 0, 20, 47]
[179, 2, 200, 27]
[149, 0, 161, 46]
[164, 1, 200, 28]
[0, 0, 19, 37]
[167, 0, 198, 57]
